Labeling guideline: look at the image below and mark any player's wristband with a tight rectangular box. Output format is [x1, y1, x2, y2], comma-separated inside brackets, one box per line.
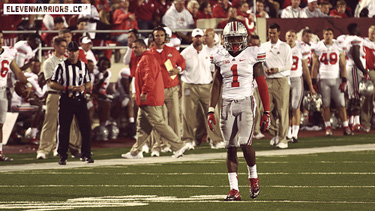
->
[26, 82, 32, 88]
[208, 107, 215, 113]
[341, 77, 347, 83]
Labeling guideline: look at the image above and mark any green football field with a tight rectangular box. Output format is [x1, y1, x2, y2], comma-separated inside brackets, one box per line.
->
[0, 134, 375, 210]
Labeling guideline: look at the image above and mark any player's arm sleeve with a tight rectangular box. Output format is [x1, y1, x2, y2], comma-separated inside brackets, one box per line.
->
[254, 62, 270, 112]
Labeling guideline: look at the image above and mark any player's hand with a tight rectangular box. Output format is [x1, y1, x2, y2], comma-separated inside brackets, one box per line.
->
[140, 93, 147, 102]
[310, 88, 316, 96]
[339, 77, 347, 93]
[103, 71, 109, 79]
[339, 81, 347, 92]
[207, 112, 216, 131]
[24, 87, 32, 98]
[364, 73, 370, 81]
[168, 68, 179, 76]
[260, 111, 271, 132]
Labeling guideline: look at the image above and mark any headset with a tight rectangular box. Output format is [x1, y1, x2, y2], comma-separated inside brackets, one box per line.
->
[151, 26, 170, 43]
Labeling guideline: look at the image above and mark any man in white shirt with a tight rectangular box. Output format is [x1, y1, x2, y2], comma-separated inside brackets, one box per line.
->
[281, 0, 307, 18]
[303, 0, 328, 18]
[180, 28, 224, 150]
[162, 0, 195, 44]
[261, 23, 293, 149]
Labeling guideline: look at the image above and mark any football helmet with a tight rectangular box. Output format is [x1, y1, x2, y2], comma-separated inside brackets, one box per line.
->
[223, 21, 248, 53]
[303, 93, 323, 112]
[358, 80, 374, 96]
[106, 123, 120, 140]
[92, 125, 109, 141]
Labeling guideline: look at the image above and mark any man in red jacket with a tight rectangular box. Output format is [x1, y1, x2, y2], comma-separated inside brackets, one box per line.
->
[121, 39, 188, 159]
[149, 27, 186, 145]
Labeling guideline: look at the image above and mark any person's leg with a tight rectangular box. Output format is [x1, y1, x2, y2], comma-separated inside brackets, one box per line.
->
[74, 99, 92, 159]
[56, 98, 74, 162]
[38, 94, 58, 156]
[129, 108, 153, 156]
[275, 78, 290, 146]
[181, 83, 199, 145]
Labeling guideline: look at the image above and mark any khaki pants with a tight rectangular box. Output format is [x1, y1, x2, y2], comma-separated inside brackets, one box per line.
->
[130, 105, 184, 155]
[164, 86, 181, 137]
[181, 83, 223, 144]
[361, 70, 375, 129]
[253, 88, 263, 134]
[37, 93, 81, 155]
[266, 77, 290, 144]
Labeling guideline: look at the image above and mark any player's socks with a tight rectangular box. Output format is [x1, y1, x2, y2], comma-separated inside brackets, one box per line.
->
[324, 121, 331, 128]
[342, 120, 349, 127]
[247, 164, 258, 179]
[228, 172, 239, 191]
[292, 125, 299, 139]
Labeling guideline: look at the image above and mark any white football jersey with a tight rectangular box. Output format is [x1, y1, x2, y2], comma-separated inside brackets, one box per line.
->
[312, 40, 343, 79]
[14, 40, 37, 68]
[290, 42, 310, 78]
[297, 40, 313, 67]
[211, 46, 266, 100]
[344, 35, 366, 68]
[95, 69, 112, 95]
[0, 47, 17, 87]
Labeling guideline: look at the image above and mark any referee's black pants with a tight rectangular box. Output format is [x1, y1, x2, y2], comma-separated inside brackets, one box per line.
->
[57, 95, 92, 159]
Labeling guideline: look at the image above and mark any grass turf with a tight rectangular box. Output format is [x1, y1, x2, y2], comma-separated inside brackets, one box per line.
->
[0, 134, 374, 210]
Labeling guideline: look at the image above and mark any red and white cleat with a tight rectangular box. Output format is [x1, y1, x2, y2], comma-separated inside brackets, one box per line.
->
[224, 189, 241, 201]
[249, 178, 260, 199]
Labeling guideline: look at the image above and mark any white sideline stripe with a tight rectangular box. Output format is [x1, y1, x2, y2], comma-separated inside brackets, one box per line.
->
[3, 172, 375, 175]
[1, 143, 375, 173]
[0, 184, 374, 188]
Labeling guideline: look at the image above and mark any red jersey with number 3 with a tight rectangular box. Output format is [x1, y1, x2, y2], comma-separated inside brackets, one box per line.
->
[211, 46, 266, 100]
[0, 47, 16, 87]
[312, 40, 343, 79]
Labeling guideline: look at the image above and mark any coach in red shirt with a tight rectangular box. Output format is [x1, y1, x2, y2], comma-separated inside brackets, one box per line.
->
[150, 26, 186, 140]
[121, 39, 188, 159]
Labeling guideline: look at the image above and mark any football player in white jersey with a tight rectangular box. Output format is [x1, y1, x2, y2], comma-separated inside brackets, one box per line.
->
[0, 30, 30, 161]
[285, 30, 316, 143]
[311, 28, 352, 136]
[344, 23, 371, 132]
[208, 21, 270, 201]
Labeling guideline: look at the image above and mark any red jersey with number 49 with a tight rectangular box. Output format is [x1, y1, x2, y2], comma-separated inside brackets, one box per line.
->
[312, 40, 343, 79]
[0, 46, 16, 87]
[211, 46, 266, 100]
[290, 42, 310, 78]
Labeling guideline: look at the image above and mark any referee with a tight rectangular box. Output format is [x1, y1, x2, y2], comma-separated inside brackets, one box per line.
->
[50, 41, 93, 165]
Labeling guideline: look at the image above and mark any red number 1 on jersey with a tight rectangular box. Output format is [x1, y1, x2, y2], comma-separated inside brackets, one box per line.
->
[231, 64, 239, 87]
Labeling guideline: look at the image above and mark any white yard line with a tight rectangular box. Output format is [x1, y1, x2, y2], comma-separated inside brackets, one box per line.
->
[1, 143, 375, 173]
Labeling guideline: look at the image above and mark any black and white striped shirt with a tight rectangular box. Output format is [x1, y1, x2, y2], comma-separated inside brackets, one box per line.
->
[50, 60, 91, 96]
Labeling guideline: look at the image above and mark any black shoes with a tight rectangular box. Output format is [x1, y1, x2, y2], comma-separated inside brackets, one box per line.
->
[81, 156, 94, 163]
[59, 156, 67, 165]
